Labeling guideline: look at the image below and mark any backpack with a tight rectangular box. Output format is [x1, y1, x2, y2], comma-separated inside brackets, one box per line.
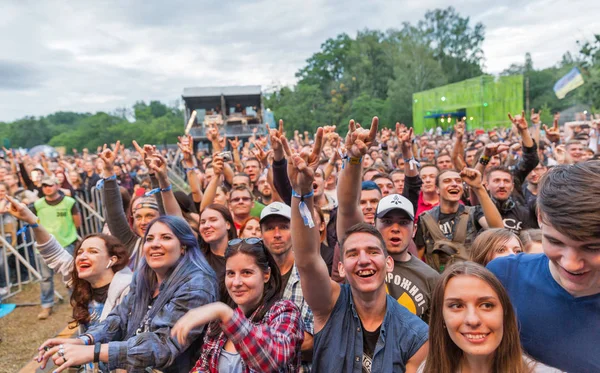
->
[421, 207, 472, 273]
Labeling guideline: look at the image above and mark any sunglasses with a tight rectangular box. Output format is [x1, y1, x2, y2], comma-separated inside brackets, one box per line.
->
[228, 237, 262, 247]
[230, 197, 252, 203]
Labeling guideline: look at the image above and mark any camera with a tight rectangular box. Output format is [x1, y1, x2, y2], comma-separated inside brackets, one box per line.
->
[218, 151, 233, 162]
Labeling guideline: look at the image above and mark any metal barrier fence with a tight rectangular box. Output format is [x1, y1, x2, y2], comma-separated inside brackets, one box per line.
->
[0, 188, 105, 302]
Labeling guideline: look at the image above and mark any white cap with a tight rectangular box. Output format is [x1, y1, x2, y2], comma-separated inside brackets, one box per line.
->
[376, 194, 414, 220]
[260, 202, 291, 223]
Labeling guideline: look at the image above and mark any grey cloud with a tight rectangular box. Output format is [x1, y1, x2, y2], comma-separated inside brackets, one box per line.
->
[0, 61, 43, 90]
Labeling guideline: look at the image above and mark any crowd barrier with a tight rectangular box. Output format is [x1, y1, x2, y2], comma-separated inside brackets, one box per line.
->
[0, 188, 106, 302]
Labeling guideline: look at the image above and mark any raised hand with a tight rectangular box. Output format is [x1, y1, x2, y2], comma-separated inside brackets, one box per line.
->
[98, 140, 121, 176]
[484, 142, 510, 157]
[543, 115, 561, 143]
[132, 140, 153, 170]
[228, 136, 241, 150]
[285, 127, 324, 194]
[270, 120, 286, 161]
[460, 168, 483, 190]
[1, 196, 37, 224]
[530, 108, 542, 125]
[508, 110, 529, 133]
[396, 122, 414, 151]
[177, 135, 194, 163]
[206, 122, 220, 143]
[252, 142, 272, 169]
[454, 118, 466, 138]
[212, 154, 224, 176]
[148, 151, 168, 178]
[345, 117, 379, 159]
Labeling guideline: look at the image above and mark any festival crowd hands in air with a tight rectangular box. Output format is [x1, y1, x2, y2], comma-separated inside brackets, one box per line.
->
[0, 110, 598, 372]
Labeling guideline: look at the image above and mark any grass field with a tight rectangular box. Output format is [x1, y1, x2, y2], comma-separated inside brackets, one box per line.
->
[0, 274, 72, 373]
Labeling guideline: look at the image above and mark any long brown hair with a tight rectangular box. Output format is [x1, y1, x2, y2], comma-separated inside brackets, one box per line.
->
[470, 228, 523, 266]
[423, 262, 530, 373]
[199, 204, 237, 255]
[69, 234, 128, 326]
[208, 239, 281, 338]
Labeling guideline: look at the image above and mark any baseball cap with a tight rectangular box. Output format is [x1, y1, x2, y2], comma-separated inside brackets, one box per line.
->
[260, 202, 291, 223]
[376, 194, 414, 220]
[41, 176, 57, 186]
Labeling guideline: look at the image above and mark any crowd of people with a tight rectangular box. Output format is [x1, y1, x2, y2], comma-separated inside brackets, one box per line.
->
[0, 109, 598, 372]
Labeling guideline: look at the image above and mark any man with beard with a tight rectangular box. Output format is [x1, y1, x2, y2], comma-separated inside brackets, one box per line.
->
[414, 168, 503, 273]
[260, 202, 314, 372]
[256, 173, 274, 205]
[485, 166, 538, 234]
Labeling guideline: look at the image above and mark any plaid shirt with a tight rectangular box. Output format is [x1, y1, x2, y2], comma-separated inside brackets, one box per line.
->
[283, 264, 314, 372]
[192, 300, 304, 372]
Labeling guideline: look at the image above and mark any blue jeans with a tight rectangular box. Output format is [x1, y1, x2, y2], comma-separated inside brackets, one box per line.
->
[39, 243, 75, 308]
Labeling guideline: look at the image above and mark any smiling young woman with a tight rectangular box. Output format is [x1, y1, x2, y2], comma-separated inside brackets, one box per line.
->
[420, 262, 562, 373]
[36, 216, 218, 373]
[172, 237, 304, 373]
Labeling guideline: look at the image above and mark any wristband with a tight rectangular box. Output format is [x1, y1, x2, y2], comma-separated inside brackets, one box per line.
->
[348, 156, 362, 165]
[403, 157, 420, 170]
[144, 184, 172, 197]
[291, 190, 315, 228]
[17, 219, 40, 235]
[96, 174, 117, 190]
[479, 155, 490, 166]
[78, 335, 91, 345]
[184, 167, 198, 172]
[94, 342, 101, 363]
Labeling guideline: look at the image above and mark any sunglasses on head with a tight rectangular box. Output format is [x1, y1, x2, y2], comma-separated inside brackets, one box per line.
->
[228, 237, 262, 247]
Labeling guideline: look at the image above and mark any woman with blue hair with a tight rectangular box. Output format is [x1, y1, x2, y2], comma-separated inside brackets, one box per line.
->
[38, 215, 218, 373]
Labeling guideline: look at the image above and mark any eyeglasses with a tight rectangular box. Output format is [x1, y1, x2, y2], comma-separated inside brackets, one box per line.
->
[228, 237, 262, 247]
[230, 197, 252, 203]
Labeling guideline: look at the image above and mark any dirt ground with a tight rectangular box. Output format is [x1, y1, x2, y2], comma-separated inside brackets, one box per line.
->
[0, 274, 72, 373]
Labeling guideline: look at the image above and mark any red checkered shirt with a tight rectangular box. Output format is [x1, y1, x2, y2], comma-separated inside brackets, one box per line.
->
[191, 299, 304, 373]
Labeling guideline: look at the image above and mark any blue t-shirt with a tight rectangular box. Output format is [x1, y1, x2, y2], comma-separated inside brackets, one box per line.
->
[487, 254, 600, 372]
[313, 284, 428, 372]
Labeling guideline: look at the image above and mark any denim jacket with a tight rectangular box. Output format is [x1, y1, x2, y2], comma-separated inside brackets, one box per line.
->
[313, 284, 428, 372]
[86, 259, 217, 373]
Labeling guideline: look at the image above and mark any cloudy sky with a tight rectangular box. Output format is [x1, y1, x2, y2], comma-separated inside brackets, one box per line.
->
[1, 0, 599, 121]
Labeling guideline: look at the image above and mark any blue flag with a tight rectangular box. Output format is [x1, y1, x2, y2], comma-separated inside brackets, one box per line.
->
[554, 67, 584, 99]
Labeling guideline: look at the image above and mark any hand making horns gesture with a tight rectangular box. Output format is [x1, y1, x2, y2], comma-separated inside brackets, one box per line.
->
[283, 127, 324, 195]
[344, 116, 379, 159]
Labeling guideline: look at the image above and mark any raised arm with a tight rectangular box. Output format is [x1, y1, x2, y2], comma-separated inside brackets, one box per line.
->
[460, 169, 503, 229]
[147, 149, 183, 219]
[271, 120, 293, 205]
[200, 155, 224, 212]
[178, 135, 203, 204]
[336, 117, 379, 239]
[451, 119, 467, 170]
[508, 110, 539, 184]
[3, 196, 73, 285]
[284, 128, 340, 323]
[99, 142, 138, 249]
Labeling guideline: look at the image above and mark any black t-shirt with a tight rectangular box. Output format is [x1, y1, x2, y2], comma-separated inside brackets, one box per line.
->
[205, 250, 226, 281]
[320, 242, 334, 276]
[279, 269, 293, 298]
[497, 200, 539, 234]
[361, 321, 381, 373]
